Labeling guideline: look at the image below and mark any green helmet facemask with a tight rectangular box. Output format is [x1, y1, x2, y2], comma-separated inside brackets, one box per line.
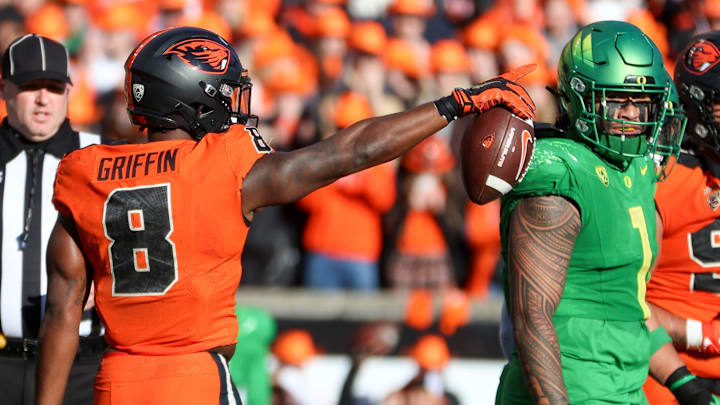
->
[651, 76, 686, 181]
[557, 20, 672, 168]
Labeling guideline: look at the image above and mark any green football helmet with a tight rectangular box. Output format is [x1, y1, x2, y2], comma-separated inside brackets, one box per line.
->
[557, 21, 672, 167]
[651, 75, 686, 181]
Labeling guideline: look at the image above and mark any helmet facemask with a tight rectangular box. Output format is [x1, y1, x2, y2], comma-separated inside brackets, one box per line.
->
[682, 82, 720, 154]
[193, 69, 255, 138]
[651, 96, 687, 180]
[214, 69, 254, 126]
[564, 75, 670, 165]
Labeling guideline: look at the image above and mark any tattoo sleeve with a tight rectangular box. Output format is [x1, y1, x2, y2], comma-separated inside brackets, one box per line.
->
[507, 195, 580, 405]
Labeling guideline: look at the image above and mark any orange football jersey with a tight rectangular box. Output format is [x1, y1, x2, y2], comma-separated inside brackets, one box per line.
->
[53, 125, 270, 355]
[650, 154, 720, 322]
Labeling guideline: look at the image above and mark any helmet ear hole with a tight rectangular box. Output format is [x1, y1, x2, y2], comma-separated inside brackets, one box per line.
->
[195, 104, 213, 115]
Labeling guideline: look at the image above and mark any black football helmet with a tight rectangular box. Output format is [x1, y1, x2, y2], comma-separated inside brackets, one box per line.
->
[675, 31, 720, 160]
[124, 26, 254, 140]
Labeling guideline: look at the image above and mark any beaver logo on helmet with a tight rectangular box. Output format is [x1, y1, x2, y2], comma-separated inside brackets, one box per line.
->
[163, 39, 230, 74]
[685, 40, 720, 74]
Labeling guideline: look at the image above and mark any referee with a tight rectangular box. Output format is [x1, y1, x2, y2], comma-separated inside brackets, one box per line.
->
[0, 34, 104, 405]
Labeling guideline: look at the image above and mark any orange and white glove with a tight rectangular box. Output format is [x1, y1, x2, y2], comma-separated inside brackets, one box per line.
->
[434, 64, 537, 122]
[686, 318, 720, 354]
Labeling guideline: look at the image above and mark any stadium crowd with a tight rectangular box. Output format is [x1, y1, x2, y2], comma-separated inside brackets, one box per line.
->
[0, 0, 712, 298]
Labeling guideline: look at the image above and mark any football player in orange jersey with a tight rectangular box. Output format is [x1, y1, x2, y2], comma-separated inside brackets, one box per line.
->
[643, 31, 720, 404]
[34, 27, 536, 405]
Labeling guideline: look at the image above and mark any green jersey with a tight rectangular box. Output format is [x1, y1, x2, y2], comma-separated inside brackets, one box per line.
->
[500, 135, 657, 322]
[496, 133, 658, 404]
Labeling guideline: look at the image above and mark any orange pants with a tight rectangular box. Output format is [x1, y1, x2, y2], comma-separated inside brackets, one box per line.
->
[643, 351, 720, 404]
[94, 351, 241, 405]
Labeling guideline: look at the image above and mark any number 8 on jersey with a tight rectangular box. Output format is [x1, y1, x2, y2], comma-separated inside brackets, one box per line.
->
[103, 184, 178, 296]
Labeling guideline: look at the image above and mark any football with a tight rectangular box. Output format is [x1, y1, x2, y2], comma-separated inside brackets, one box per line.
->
[461, 107, 535, 205]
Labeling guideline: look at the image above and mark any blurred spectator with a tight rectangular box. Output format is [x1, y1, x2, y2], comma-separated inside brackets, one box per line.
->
[648, 0, 694, 60]
[348, 0, 393, 19]
[462, 16, 500, 82]
[178, 9, 233, 42]
[298, 92, 396, 290]
[383, 136, 465, 290]
[442, 0, 477, 26]
[313, 6, 350, 91]
[235, 7, 280, 63]
[60, 0, 93, 56]
[498, 25, 558, 122]
[438, 289, 471, 335]
[67, 72, 103, 133]
[702, 0, 720, 30]
[0, 5, 24, 117]
[429, 39, 472, 98]
[428, 39, 472, 142]
[464, 201, 501, 299]
[215, 0, 248, 34]
[25, 3, 68, 43]
[98, 88, 145, 143]
[271, 330, 332, 405]
[405, 289, 435, 330]
[12, 0, 44, 16]
[281, 0, 345, 47]
[382, 335, 458, 405]
[388, 0, 434, 91]
[384, 37, 429, 107]
[230, 307, 277, 405]
[252, 30, 319, 146]
[0, 6, 24, 54]
[307, 7, 351, 144]
[338, 321, 400, 405]
[154, 0, 187, 30]
[89, 2, 153, 94]
[346, 20, 404, 116]
[584, 0, 643, 21]
[482, 0, 545, 31]
[543, 0, 580, 70]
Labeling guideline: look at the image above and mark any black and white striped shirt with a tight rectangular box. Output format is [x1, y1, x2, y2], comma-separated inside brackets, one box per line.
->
[0, 118, 102, 339]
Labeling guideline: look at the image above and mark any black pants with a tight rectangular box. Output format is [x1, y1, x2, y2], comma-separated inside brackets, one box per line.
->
[0, 342, 104, 405]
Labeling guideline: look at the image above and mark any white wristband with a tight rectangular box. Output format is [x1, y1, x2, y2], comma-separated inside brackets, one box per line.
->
[686, 319, 703, 350]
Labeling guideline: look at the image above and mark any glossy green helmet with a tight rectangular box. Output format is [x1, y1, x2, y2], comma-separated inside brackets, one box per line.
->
[557, 21, 672, 167]
[651, 76, 686, 181]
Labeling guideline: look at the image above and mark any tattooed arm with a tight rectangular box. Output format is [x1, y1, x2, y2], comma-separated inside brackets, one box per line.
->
[507, 195, 580, 405]
[36, 214, 91, 405]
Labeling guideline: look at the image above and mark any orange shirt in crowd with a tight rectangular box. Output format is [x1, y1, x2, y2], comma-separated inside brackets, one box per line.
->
[298, 162, 396, 261]
[396, 210, 447, 256]
[464, 200, 501, 298]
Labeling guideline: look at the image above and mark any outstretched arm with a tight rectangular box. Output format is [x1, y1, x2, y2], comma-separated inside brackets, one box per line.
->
[241, 65, 537, 219]
[507, 195, 580, 405]
[36, 214, 90, 405]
